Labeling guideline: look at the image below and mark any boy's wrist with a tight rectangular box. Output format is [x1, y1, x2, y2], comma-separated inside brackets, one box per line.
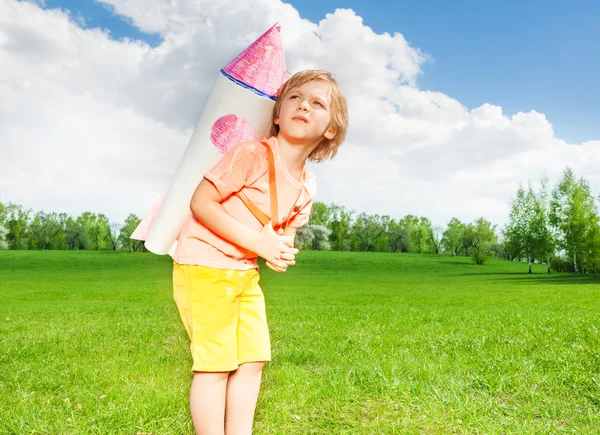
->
[246, 231, 262, 256]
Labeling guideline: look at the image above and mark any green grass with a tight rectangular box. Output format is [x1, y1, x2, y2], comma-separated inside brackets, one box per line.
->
[1, 251, 598, 434]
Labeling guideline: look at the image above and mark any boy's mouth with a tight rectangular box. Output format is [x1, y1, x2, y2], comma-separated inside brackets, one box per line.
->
[292, 116, 308, 123]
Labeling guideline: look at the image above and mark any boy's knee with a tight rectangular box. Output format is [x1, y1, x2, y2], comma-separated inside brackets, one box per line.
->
[234, 361, 265, 375]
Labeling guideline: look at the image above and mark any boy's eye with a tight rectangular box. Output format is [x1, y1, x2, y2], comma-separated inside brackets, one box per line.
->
[313, 100, 323, 107]
[289, 95, 299, 99]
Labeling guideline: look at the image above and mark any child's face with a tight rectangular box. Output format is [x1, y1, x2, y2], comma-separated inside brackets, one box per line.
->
[275, 80, 336, 147]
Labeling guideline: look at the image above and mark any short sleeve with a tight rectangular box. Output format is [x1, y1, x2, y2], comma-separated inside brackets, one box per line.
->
[204, 141, 259, 200]
[288, 199, 313, 228]
[288, 171, 317, 229]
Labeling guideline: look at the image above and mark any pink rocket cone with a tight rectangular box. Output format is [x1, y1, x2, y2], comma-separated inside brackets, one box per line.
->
[221, 22, 287, 98]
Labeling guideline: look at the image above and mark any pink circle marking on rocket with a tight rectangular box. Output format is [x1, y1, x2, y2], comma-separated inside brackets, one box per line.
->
[211, 114, 254, 154]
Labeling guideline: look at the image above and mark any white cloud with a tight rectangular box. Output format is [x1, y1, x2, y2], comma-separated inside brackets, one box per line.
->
[1, 0, 598, 232]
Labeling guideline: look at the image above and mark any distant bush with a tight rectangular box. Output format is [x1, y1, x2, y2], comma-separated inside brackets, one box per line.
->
[0, 225, 8, 250]
[550, 257, 575, 273]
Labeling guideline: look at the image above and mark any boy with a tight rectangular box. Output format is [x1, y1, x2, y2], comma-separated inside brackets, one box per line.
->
[172, 69, 348, 434]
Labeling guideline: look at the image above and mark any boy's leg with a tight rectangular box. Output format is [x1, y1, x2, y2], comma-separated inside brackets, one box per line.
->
[191, 371, 229, 435]
[224, 362, 265, 435]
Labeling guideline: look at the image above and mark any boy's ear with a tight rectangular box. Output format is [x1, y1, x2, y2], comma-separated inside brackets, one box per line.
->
[324, 126, 337, 140]
[274, 118, 280, 126]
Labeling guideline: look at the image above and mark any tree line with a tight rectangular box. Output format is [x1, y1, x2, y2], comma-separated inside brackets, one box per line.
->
[297, 167, 600, 273]
[299, 205, 498, 265]
[1, 167, 598, 273]
[0, 207, 144, 252]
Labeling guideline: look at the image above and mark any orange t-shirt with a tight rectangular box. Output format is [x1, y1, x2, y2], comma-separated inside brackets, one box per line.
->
[172, 136, 316, 270]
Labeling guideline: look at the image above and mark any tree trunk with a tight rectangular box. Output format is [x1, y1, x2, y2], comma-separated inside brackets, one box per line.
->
[572, 234, 578, 273]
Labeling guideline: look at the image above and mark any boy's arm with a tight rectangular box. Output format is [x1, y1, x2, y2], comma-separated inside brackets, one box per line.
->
[190, 179, 297, 269]
[284, 227, 297, 246]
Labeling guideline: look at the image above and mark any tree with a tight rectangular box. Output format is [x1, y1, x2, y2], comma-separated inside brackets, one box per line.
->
[0, 225, 8, 250]
[429, 225, 444, 254]
[504, 184, 539, 273]
[79, 212, 110, 250]
[351, 213, 389, 252]
[329, 205, 353, 251]
[466, 218, 497, 265]
[583, 219, 600, 273]
[118, 214, 144, 252]
[294, 225, 314, 250]
[536, 176, 557, 273]
[309, 225, 331, 251]
[0, 202, 6, 227]
[308, 202, 333, 227]
[65, 216, 87, 250]
[442, 218, 466, 256]
[398, 215, 419, 253]
[549, 168, 598, 273]
[413, 217, 433, 254]
[575, 181, 600, 273]
[387, 219, 409, 253]
[29, 211, 66, 250]
[106, 222, 121, 251]
[4, 203, 31, 250]
[503, 185, 526, 263]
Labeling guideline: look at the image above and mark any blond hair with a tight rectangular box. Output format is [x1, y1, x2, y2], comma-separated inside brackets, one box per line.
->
[267, 69, 348, 162]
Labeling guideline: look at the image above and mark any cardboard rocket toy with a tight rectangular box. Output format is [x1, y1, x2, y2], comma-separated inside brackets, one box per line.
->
[133, 23, 288, 255]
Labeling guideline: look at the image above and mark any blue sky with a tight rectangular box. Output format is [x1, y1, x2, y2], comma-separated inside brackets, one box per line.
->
[43, 0, 599, 145]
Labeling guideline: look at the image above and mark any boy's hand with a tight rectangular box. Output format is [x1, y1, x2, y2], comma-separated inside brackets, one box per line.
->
[266, 228, 297, 272]
[256, 223, 298, 271]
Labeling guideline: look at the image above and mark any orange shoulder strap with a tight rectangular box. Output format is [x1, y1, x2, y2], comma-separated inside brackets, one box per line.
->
[236, 141, 279, 226]
[262, 141, 280, 225]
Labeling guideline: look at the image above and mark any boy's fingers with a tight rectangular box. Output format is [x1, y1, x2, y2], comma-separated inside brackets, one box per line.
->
[266, 261, 285, 272]
[281, 246, 299, 255]
[269, 260, 287, 271]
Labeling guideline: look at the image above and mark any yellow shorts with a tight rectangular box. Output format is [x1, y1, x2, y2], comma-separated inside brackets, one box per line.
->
[172, 263, 271, 372]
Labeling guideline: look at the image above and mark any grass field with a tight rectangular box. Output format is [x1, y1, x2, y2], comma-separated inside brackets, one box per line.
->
[0, 250, 599, 434]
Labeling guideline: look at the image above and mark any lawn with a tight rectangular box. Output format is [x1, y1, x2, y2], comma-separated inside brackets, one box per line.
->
[0, 250, 598, 434]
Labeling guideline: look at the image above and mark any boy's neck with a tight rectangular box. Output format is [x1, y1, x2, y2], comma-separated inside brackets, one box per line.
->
[276, 134, 318, 178]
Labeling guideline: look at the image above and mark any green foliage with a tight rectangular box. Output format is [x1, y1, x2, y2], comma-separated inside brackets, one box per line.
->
[351, 213, 389, 252]
[3, 166, 599, 274]
[442, 217, 467, 256]
[0, 225, 8, 250]
[3, 202, 31, 249]
[308, 202, 332, 227]
[0, 202, 6, 226]
[119, 214, 144, 252]
[29, 211, 67, 250]
[549, 168, 600, 273]
[65, 216, 88, 250]
[309, 224, 331, 251]
[386, 219, 408, 253]
[328, 204, 354, 251]
[294, 224, 313, 250]
[294, 225, 332, 251]
[503, 182, 553, 272]
[465, 218, 497, 265]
